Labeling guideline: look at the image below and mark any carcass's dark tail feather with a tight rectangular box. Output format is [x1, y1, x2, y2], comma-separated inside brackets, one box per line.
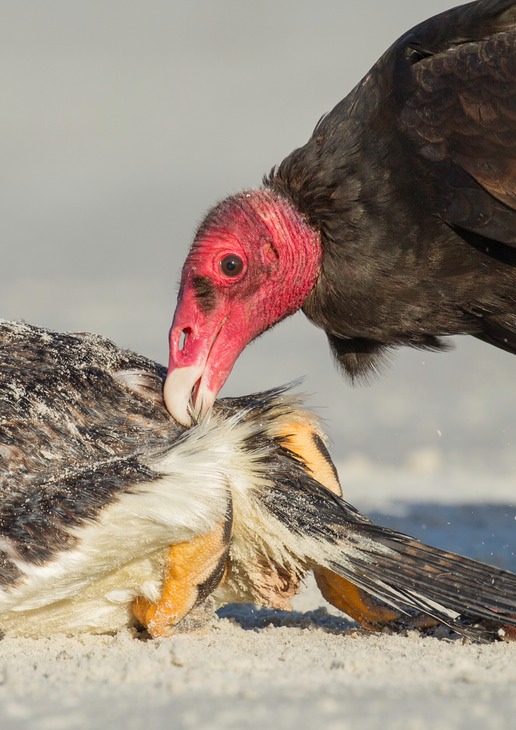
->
[328, 520, 516, 636]
[263, 472, 516, 639]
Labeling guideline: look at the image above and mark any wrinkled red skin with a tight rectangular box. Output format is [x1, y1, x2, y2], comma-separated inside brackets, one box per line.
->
[164, 188, 321, 425]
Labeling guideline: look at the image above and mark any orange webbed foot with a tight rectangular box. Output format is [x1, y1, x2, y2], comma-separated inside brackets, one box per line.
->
[133, 516, 231, 638]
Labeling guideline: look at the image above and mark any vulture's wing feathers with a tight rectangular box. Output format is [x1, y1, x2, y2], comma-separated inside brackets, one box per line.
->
[395, 0, 516, 244]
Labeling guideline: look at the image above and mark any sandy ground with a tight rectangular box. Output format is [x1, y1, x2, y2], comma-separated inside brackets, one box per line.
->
[2, 613, 516, 730]
[1, 466, 514, 730]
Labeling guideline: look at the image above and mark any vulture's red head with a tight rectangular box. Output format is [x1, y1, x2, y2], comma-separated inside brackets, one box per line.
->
[164, 189, 321, 425]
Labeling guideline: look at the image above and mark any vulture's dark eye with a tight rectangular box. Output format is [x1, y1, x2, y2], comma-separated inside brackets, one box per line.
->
[220, 254, 243, 277]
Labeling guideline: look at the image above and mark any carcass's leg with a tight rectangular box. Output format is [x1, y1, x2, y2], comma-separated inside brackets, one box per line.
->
[133, 517, 231, 638]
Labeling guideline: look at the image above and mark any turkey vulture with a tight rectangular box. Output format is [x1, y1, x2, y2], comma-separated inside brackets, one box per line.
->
[163, 0, 516, 427]
[1, 320, 516, 639]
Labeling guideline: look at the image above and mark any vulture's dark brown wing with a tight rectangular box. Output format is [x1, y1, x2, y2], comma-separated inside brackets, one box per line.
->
[395, 0, 516, 244]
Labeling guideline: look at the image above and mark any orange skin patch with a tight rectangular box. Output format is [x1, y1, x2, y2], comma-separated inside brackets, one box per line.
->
[314, 568, 400, 630]
[275, 415, 342, 498]
[133, 521, 229, 638]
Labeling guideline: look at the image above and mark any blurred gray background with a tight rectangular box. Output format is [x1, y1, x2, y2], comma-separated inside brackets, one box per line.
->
[2, 0, 515, 481]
